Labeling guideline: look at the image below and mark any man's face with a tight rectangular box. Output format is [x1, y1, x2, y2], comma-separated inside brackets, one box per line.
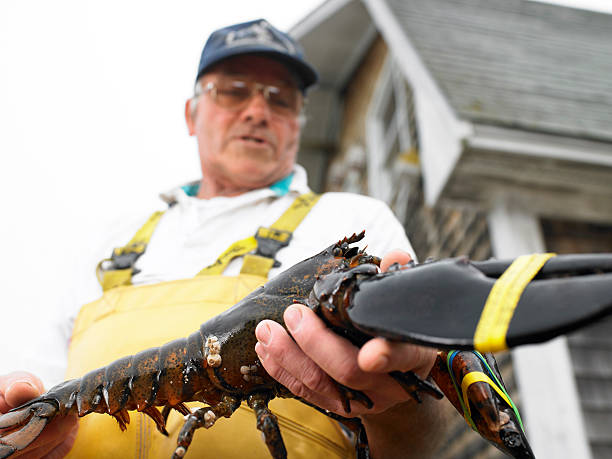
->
[186, 55, 303, 194]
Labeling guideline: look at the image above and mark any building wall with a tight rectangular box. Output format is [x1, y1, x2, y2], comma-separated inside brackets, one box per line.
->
[406, 187, 511, 459]
[326, 35, 388, 194]
[403, 187, 492, 263]
[541, 218, 612, 459]
[325, 33, 513, 459]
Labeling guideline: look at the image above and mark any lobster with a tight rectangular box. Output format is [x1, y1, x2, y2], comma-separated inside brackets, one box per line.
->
[1, 232, 611, 458]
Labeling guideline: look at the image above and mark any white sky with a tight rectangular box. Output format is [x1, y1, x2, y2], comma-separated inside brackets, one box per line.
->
[0, 0, 324, 381]
[534, 0, 612, 12]
[0, 0, 610, 382]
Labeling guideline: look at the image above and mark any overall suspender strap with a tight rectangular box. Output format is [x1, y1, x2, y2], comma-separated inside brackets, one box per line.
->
[241, 191, 321, 276]
[199, 192, 321, 278]
[196, 236, 258, 276]
[96, 192, 321, 290]
[96, 211, 165, 291]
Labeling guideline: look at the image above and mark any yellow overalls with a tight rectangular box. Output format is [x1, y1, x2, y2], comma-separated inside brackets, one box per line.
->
[65, 193, 354, 458]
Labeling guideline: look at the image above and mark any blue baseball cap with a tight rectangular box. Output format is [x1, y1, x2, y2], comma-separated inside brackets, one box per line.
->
[196, 19, 318, 92]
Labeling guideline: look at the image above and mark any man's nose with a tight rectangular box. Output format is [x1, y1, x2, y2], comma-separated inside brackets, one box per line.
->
[240, 91, 272, 124]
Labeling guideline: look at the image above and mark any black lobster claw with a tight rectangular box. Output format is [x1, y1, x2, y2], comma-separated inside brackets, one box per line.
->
[345, 254, 612, 352]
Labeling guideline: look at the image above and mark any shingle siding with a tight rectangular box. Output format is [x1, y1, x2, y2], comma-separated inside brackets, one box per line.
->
[299, 1, 612, 455]
[542, 218, 612, 458]
[385, 0, 612, 142]
[325, 23, 517, 457]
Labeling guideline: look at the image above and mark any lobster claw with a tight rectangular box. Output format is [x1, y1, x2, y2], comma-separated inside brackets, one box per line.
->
[430, 350, 535, 459]
[345, 253, 612, 352]
[0, 402, 57, 457]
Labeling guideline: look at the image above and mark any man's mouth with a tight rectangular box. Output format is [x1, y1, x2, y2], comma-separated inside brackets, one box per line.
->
[240, 135, 266, 144]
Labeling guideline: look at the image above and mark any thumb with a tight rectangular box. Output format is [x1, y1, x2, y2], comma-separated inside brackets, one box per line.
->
[0, 372, 45, 412]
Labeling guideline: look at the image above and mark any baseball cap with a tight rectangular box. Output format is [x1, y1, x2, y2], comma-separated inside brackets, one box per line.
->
[196, 19, 318, 92]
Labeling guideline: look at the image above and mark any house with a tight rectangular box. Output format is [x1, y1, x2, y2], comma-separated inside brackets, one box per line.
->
[290, 0, 612, 457]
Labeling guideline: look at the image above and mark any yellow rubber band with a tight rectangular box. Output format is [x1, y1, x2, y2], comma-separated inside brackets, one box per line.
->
[461, 371, 513, 418]
[474, 253, 555, 352]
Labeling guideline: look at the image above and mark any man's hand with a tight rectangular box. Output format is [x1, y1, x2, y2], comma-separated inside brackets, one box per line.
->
[0, 372, 78, 459]
[254, 250, 435, 416]
[254, 250, 449, 457]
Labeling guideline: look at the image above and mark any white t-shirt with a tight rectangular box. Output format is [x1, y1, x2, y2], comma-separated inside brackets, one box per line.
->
[33, 165, 414, 388]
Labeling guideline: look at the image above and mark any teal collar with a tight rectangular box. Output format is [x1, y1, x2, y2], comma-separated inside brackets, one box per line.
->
[268, 172, 294, 196]
[181, 182, 200, 197]
[183, 173, 294, 198]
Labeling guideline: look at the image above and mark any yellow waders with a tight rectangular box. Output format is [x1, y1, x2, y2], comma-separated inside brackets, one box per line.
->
[65, 193, 354, 458]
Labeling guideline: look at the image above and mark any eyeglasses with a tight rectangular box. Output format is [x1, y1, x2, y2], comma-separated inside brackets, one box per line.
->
[198, 77, 302, 117]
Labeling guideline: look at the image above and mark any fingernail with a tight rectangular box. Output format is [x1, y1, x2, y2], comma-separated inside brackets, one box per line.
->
[254, 342, 265, 362]
[255, 322, 272, 346]
[6, 380, 38, 394]
[284, 306, 302, 332]
[370, 354, 390, 372]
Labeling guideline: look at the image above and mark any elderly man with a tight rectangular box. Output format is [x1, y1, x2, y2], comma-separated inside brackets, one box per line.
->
[0, 19, 448, 458]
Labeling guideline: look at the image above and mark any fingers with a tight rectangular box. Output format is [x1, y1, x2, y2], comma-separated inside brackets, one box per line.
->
[47, 418, 78, 459]
[7, 415, 78, 459]
[368, 250, 437, 377]
[358, 338, 437, 378]
[254, 248, 436, 418]
[284, 305, 364, 383]
[380, 250, 412, 272]
[0, 372, 45, 412]
[0, 371, 78, 458]
[256, 305, 408, 416]
[282, 304, 380, 391]
[255, 318, 345, 413]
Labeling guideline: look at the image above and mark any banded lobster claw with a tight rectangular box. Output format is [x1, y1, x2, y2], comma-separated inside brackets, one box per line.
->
[313, 252, 611, 458]
[430, 349, 535, 458]
[342, 253, 612, 352]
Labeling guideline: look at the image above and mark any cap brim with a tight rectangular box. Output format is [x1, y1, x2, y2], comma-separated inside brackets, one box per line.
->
[196, 46, 318, 91]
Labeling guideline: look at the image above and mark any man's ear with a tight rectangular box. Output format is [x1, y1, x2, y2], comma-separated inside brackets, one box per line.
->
[185, 98, 196, 136]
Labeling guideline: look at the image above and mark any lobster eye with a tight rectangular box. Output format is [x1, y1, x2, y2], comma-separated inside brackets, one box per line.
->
[332, 247, 343, 257]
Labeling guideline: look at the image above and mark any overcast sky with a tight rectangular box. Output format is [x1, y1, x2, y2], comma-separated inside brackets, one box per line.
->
[0, 0, 610, 383]
[536, 0, 612, 12]
[0, 0, 324, 382]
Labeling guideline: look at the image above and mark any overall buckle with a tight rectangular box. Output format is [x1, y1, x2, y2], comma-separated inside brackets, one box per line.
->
[254, 227, 292, 267]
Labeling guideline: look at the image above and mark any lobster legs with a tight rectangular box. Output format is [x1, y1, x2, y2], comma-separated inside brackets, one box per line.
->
[249, 393, 287, 459]
[389, 371, 443, 403]
[172, 392, 293, 459]
[173, 395, 241, 459]
[171, 371, 442, 459]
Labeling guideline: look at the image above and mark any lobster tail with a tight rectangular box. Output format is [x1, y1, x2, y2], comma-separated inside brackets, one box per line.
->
[0, 330, 215, 458]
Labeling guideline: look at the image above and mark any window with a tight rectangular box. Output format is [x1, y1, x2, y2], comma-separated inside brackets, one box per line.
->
[366, 57, 419, 224]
